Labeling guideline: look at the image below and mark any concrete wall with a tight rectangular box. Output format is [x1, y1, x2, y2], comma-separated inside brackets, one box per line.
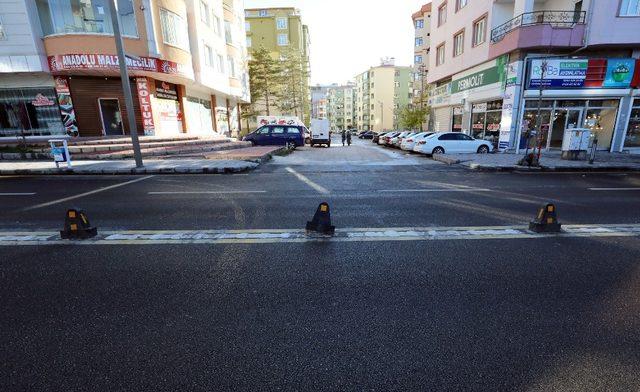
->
[588, 0, 640, 46]
[0, 0, 48, 72]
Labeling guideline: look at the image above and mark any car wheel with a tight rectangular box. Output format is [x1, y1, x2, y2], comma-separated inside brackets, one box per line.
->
[477, 145, 490, 154]
[432, 147, 445, 155]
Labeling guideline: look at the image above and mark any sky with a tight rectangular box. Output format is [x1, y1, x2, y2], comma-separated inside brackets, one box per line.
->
[244, 0, 428, 86]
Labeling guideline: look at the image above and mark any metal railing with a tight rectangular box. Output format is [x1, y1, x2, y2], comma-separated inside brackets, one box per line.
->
[490, 10, 586, 43]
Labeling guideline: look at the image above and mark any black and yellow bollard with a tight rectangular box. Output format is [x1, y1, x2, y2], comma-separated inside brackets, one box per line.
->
[529, 203, 562, 233]
[306, 202, 335, 236]
[60, 208, 98, 239]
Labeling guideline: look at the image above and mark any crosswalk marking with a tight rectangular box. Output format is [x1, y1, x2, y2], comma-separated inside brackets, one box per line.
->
[0, 224, 639, 246]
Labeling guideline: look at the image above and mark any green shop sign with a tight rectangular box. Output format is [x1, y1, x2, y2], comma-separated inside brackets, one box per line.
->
[451, 55, 507, 94]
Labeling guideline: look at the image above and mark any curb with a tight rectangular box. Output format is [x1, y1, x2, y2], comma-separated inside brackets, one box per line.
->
[0, 162, 259, 175]
[431, 155, 461, 165]
[466, 163, 640, 173]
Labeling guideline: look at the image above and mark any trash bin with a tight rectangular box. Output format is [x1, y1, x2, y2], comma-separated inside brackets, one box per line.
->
[561, 128, 591, 160]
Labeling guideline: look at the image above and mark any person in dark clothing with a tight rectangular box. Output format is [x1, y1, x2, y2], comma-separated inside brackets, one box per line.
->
[341, 129, 346, 146]
[346, 131, 352, 146]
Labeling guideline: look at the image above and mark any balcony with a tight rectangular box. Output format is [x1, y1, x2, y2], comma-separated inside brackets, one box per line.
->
[489, 10, 586, 57]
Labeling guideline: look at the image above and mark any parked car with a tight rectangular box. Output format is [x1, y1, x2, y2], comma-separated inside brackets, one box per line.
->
[394, 131, 416, 148]
[243, 124, 306, 147]
[359, 131, 375, 139]
[401, 132, 433, 151]
[380, 132, 400, 145]
[372, 132, 386, 143]
[413, 132, 493, 155]
[389, 131, 409, 147]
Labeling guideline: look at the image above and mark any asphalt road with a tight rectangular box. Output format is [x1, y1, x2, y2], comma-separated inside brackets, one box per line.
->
[1, 138, 640, 390]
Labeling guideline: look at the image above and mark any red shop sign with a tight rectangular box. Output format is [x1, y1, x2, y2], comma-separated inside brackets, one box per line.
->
[135, 77, 155, 135]
[48, 54, 194, 78]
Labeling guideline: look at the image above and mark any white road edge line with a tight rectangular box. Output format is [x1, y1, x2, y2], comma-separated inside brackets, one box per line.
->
[378, 188, 491, 193]
[285, 166, 330, 194]
[23, 175, 155, 211]
[0, 193, 36, 196]
[148, 191, 267, 195]
[588, 187, 640, 191]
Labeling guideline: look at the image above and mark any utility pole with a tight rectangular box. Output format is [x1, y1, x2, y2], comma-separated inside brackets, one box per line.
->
[108, 0, 143, 168]
[419, 64, 426, 132]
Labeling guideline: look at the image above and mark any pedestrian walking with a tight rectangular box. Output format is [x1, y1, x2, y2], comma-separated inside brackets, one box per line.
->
[341, 129, 346, 146]
[346, 131, 352, 146]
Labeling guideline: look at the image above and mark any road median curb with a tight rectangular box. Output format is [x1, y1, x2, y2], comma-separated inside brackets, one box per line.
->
[432, 155, 461, 165]
[0, 161, 260, 175]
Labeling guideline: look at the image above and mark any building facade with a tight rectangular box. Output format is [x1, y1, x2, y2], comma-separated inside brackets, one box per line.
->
[412, 3, 432, 109]
[310, 84, 329, 121]
[426, 0, 640, 154]
[0, 0, 249, 139]
[326, 83, 355, 131]
[355, 59, 412, 132]
[244, 7, 310, 127]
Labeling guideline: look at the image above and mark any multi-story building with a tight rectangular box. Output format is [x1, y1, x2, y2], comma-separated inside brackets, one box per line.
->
[412, 3, 432, 109]
[426, 0, 640, 154]
[310, 85, 330, 121]
[244, 7, 311, 126]
[0, 0, 249, 139]
[326, 83, 355, 131]
[354, 59, 412, 132]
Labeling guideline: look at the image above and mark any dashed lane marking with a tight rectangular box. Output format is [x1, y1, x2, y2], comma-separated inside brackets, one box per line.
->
[22, 175, 154, 211]
[1, 224, 639, 246]
[148, 191, 267, 195]
[378, 188, 491, 193]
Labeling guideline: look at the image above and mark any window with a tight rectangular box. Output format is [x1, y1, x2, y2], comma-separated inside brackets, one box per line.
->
[286, 127, 301, 134]
[436, 44, 445, 66]
[224, 21, 232, 43]
[271, 127, 285, 134]
[456, 0, 468, 11]
[438, 2, 447, 26]
[625, 99, 640, 147]
[259, 9, 268, 17]
[227, 55, 236, 77]
[200, 1, 210, 25]
[160, 8, 189, 50]
[453, 31, 464, 56]
[415, 19, 424, 29]
[245, 21, 250, 31]
[213, 15, 221, 36]
[203, 44, 213, 67]
[35, 0, 138, 37]
[414, 54, 423, 64]
[277, 33, 289, 46]
[620, 0, 640, 15]
[415, 37, 423, 46]
[472, 16, 486, 46]
[246, 37, 252, 47]
[217, 54, 225, 73]
[276, 17, 288, 29]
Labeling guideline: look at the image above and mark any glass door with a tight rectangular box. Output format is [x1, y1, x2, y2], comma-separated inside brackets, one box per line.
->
[98, 98, 124, 135]
[548, 109, 582, 148]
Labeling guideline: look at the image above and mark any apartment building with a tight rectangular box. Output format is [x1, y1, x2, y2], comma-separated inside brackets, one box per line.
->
[326, 84, 355, 131]
[412, 3, 432, 107]
[355, 59, 412, 132]
[0, 0, 249, 139]
[244, 7, 311, 126]
[310, 85, 329, 121]
[426, 0, 640, 154]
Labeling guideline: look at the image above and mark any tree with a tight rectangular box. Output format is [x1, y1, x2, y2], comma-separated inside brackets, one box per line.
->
[277, 47, 310, 124]
[398, 104, 430, 130]
[247, 46, 283, 117]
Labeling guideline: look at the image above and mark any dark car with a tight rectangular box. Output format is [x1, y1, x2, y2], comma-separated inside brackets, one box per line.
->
[243, 124, 306, 147]
[372, 132, 387, 143]
[359, 131, 375, 139]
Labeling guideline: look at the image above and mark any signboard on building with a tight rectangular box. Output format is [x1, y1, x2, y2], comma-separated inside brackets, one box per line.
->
[451, 55, 508, 94]
[527, 58, 637, 89]
[155, 81, 178, 100]
[48, 54, 194, 79]
[427, 83, 451, 107]
[136, 78, 155, 136]
[53, 76, 79, 137]
[499, 61, 522, 151]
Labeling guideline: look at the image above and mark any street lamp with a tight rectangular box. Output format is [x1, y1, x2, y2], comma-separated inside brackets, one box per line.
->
[108, 0, 143, 168]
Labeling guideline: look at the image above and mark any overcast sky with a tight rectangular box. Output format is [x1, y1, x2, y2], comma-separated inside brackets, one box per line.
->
[244, 0, 428, 85]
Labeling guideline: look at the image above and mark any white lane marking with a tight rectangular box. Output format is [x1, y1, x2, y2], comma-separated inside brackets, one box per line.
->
[588, 187, 640, 191]
[1, 224, 639, 246]
[0, 193, 36, 196]
[285, 166, 330, 194]
[148, 191, 266, 195]
[22, 175, 154, 211]
[378, 188, 491, 193]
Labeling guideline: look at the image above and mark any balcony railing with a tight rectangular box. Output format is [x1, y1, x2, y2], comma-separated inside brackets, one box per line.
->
[490, 10, 586, 43]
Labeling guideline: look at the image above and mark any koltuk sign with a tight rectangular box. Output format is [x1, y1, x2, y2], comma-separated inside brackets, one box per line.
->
[135, 78, 155, 136]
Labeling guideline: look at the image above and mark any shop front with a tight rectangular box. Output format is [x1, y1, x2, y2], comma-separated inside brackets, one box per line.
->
[427, 82, 452, 132]
[517, 58, 640, 152]
[623, 98, 640, 152]
[0, 86, 65, 137]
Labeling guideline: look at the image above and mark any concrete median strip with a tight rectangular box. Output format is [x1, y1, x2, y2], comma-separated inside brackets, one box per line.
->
[1, 224, 639, 246]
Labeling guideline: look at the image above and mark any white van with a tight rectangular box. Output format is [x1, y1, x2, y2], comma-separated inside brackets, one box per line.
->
[310, 128, 331, 147]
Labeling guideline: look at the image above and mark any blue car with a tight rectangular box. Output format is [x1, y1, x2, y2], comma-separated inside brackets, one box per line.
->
[243, 124, 306, 147]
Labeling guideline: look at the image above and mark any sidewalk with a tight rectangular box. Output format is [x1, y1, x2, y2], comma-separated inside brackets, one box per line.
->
[433, 151, 640, 172]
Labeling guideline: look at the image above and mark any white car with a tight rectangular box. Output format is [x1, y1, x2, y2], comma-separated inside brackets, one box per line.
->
[394, 131, 415, 148]
[413, 132, 493, 155]
[401, 132, 432, 151]
[389, 131, 409, 147]
[380, 131, 400, 146]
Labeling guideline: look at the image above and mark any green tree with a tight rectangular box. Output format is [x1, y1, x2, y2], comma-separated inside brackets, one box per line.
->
[399, 104, 430, 130]
[277, 47, 310, 123]
[247, 46, 283, 117]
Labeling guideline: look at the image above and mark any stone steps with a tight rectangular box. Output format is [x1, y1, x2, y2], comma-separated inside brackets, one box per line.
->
[35, 138, 233, 154]
[68, 135, 201, 146]
[73, 141, 252, 160]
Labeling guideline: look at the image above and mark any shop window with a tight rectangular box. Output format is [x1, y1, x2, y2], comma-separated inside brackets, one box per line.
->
[520, 110, 552, 149]
[584, 107, 618, 150]
[525, 100, 553, 108]
[625, 100, 640, 148]
[471, 100, 503, 148]
[555, 100, 583, 108]
[0, 88, 64, 137]
[36, 0, 138, 37]
[451, 107, 463, 131]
